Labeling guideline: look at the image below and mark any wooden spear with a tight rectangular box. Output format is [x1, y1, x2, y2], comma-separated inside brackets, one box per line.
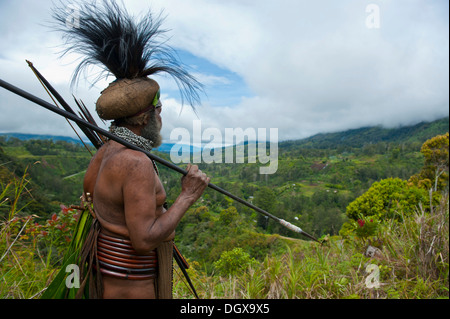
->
[0, 77, 321, 244]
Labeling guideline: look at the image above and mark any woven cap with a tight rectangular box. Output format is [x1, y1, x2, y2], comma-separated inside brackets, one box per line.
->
[96, 77, 160, 120]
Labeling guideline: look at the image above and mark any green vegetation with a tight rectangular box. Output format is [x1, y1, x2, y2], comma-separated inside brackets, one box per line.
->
[0, 136, 93, 219]
[176, 193, 448, 299]
[0, 118, 448, 299]
[0, 172, 80, 298]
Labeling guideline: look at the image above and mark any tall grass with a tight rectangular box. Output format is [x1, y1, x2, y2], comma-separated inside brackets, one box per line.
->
[0, 171, 78, 299]
[1, 172, 45, 298]
[380, 191, 449, 297]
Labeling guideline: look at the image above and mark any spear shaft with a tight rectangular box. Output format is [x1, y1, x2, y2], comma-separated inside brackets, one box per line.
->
[0, 78, 320, 244]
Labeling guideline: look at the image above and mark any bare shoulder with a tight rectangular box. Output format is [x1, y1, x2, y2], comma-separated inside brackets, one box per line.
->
[84, 141, 157, 198]
[107, 142, 155, 178]
[118, 147, 153, 168]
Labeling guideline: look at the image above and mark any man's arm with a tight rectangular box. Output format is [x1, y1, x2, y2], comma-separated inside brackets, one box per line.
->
[123, 153, 209, 254]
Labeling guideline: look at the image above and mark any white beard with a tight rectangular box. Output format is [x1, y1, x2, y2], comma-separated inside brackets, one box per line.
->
[141, 112, 162, 148]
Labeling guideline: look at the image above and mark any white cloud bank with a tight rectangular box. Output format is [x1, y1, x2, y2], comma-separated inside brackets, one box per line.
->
[0, 0, 448, 143]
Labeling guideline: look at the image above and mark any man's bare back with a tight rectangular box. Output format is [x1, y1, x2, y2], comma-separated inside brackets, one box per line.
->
[83, 140, 209, 298]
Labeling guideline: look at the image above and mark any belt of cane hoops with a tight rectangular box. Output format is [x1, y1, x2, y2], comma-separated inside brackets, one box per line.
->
[96, 232, 158, 280]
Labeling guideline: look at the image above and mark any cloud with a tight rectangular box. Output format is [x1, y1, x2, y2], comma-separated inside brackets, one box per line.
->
[0, 0, 448, 143]
[148, 0, 449, 139]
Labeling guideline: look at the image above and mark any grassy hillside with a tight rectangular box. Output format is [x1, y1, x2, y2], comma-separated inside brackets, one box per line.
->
[0, 137, 94, 219]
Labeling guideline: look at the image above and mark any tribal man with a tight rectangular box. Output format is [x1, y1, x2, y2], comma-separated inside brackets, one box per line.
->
[50, 0, 209, 298]
[82, 91, 209, 299]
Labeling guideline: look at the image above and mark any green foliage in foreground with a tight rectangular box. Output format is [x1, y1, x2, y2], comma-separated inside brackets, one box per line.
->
[174, 193, 449, 299]
[1, 169, 448, 299]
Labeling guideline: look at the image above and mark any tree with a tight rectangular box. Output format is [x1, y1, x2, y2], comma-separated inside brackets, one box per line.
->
[253, 186, 277, 230]
[219, 206, 240, 226]
[409, 133, 449, 191]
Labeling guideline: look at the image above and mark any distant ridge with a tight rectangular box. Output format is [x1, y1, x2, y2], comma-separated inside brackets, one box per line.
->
[280, 117, 449, 149]
[154, 142, 202, 154]
[1, 116, 448, 152]
[0, 132, 91, 146]
[0, 133, 201, 154]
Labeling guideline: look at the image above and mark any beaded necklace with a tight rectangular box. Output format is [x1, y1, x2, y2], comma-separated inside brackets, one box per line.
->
[109, 124, 160, 175]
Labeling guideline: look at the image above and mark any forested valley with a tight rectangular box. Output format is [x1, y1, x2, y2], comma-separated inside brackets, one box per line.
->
[1, 117, 448, 299]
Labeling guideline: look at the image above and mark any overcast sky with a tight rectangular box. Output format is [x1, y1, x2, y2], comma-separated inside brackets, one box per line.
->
[0, 0, 448, 145]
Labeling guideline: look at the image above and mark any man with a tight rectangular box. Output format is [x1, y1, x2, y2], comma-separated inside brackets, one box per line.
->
[83, 95, 209, 299]
[49, 0, 208, 298]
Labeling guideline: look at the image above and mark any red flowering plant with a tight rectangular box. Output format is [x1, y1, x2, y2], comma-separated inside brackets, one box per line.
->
[18, 204, 80, 264]
[355, 216, 379, 242]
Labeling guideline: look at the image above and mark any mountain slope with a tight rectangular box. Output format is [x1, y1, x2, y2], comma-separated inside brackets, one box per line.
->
[280, 117, 449, 149]
[2, 117, 448, 151]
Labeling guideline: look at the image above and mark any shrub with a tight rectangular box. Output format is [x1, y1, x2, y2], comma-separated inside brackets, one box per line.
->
[213, 247, 258, 276]
[346, 178, 428, 221]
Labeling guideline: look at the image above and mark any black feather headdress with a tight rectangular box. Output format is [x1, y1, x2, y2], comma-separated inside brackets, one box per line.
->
[51, 0, 202, 112]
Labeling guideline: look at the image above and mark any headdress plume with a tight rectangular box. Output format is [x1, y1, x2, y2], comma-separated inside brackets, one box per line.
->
[51, 0, 202, 118]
